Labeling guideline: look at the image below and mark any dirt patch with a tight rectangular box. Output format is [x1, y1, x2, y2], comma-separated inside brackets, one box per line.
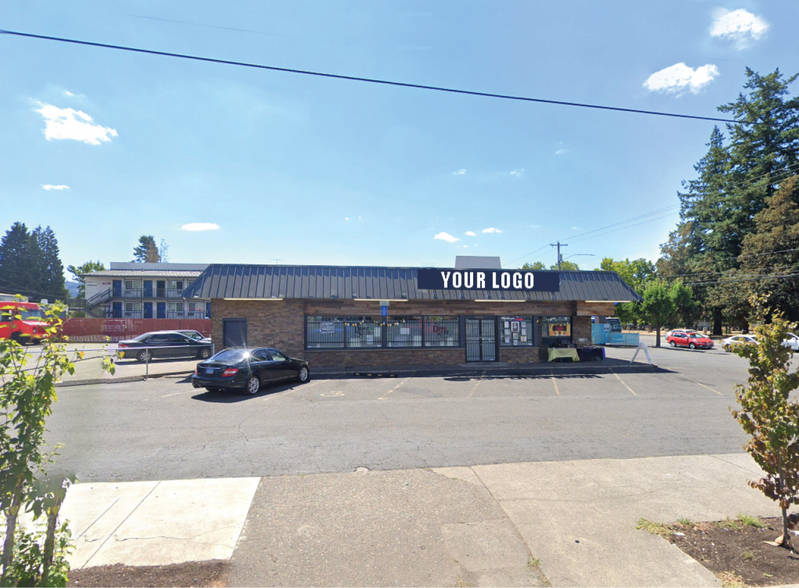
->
[664, 517, 799, 587]
[68, 560, 230, 587]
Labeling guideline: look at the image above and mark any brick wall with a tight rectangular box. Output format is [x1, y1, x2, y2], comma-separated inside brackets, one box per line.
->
[211, 299, 305, 358]
[573, 316, 592, 347]
[210, 298, 589, 367]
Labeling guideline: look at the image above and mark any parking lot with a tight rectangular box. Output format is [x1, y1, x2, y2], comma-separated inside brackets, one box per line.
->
[41, 335, 762, 483]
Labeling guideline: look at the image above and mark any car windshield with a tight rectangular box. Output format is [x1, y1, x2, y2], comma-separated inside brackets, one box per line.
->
[183, 332, 204, 340]
[19, 309, 44, 320]
[132, 333, 152, 342]
[212, 349, 248, 362]
[689, 333, 703, 338]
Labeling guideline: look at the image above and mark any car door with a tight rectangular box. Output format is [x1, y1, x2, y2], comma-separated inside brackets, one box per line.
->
[249, 348, 275, 382]
[168, 333, 193, 357]
[145, 333, 169, 357]
[268, 349, 294, 380]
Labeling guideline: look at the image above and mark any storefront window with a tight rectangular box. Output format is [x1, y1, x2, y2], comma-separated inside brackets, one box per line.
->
[541, 316, 572, 346]
[500, 316, 534, 347]
[386, 316, 422, 347]
[424, 316, 459, 347]
[346, 316, 382, 348]
[306, 316, 345, 349]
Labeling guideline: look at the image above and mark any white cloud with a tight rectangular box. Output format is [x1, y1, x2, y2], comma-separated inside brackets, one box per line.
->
[509, 168, 524, 177]
[41, 184, 69, 191]
[643, 63, 719, 95]
[555, 148, 569, 155]
[529, 224, 540, 228]
[452, 169, 467, 175]
[434, 232, 460, 243]
[465, 231, 476, 237]
[710, 8, 768, 43]
[572, 226, 581, 230]
[35, 103, 118, 145]
[345, 217, 349, 221]
[181, 223, 220, 231]
[482, 227, 502, 234]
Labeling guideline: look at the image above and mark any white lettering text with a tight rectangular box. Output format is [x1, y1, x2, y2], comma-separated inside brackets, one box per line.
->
[441, 271, 451, 288]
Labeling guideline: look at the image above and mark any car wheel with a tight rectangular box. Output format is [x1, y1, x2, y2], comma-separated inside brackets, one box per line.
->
[723, 344, 730, 352]
[669, 340, 676, 347]
[205, 387, 221, 392]
[297, 366, 310, 383]
[198, 348, 212, 359]
[136, 349, 151, 363]
[689, 342, 696, 349]
[246, 375, 260, 395]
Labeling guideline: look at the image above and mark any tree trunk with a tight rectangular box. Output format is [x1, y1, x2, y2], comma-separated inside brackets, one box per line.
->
[1, 487, 23, 583]
[713, 309, 723, 337]
[655, 325, 661, 347]
[778, 462, 793, 550]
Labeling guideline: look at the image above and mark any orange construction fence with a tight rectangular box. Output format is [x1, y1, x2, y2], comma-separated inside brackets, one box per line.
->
[61, 318, 211, 342]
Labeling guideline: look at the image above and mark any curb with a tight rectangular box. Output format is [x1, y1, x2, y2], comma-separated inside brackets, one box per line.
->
[56, 360, 661, 387]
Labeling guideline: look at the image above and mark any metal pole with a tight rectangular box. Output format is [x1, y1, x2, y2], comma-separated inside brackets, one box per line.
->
[550, 242, 568, 270]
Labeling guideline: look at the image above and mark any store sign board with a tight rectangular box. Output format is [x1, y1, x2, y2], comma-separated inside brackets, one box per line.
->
[417, 268, 559, 292]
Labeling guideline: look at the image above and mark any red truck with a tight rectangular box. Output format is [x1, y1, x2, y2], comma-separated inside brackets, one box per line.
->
[0, 301, 51, 344]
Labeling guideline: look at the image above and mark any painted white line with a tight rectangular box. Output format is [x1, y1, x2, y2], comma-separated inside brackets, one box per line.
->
[612, 372, 637, 396]
[681, 375, 723, 395]
[550, 370, 560, 396]
[467, 371, 487, 398]
[160, 392, 182, 398]
[378, 377, 411, 400]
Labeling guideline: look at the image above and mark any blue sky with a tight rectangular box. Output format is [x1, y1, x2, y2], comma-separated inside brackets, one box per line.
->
[1, 1, 797, 272]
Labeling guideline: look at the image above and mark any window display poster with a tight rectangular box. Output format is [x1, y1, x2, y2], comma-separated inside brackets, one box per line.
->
[504, 335, 511, 344]
[504, 320, 510, 329]
[512, 321, 520, 333]
[520, 335, 527, 343]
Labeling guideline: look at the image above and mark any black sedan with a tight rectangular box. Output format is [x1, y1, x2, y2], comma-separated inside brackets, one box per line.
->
[192, 347, 310, 394]
[117, 330, 213, 362]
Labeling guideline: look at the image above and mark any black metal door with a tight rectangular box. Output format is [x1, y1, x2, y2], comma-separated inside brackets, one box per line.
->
[465, 318, 497, 362]
[223, 319, 248, 348]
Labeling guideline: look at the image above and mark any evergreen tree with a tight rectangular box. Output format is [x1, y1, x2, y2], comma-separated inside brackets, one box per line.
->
[33, 226, 68, 301]
[132, 235, 161, 263]
[736, 176, 799, 322]
[0, 223, 39, 299]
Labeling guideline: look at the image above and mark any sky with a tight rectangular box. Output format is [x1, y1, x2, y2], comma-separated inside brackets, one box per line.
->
[1, 0, 798, 274]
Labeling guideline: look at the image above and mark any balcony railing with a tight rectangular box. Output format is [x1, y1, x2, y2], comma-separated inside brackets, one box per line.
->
[123, 289, 142, 298]
[166, 289, 184, 298]
[186, 311, 206, 319]
[123, 311, 143, 319]
[166, 311, 184, 319]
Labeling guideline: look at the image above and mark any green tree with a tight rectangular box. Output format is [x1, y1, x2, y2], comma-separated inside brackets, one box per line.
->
[521, 261, 546, 270]
[0, 224, 67, 302]
[32, 227, 68, 302]
[66, 261, 106, 299]
[736, 176, 799, 323]
[641, 280, 675, 347]
[600, 257, 657, 326]
[132, 235, 161, 263]
[669, 279, 696, 328]
[0, 302, 115, 585]
[730, 311, 799, 550]
[0, 223, 37, 298]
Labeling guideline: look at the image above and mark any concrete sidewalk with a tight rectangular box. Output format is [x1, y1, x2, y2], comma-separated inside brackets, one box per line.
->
[61, 453, 780, 587]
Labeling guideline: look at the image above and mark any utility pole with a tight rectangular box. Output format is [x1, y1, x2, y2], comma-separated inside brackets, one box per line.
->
[550, 242, 568, 270]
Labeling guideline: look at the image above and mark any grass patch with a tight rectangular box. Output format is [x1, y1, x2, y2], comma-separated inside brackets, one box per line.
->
[737, 514, 766, 529]
[715, 517, 743, 531]
[718, 570, 746, 587]
[677, 518, 696, 528]
[742, 550, 755, 561]
[635, 517, 672, 538]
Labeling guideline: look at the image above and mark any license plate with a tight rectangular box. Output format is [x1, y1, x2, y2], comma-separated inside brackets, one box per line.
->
[204, 368, 213, 374]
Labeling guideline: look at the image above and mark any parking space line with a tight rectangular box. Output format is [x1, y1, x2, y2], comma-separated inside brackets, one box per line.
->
[276, 380, 323, 397]
[467, 371, 487, 397]
[550, 370, 560, 396]
[378, 377, 410, 400]
[681, 375, 723, 395]
[612, 371, 637, 396]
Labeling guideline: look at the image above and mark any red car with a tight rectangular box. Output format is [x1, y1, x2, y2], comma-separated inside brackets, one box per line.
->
[666, 330, 714, 349]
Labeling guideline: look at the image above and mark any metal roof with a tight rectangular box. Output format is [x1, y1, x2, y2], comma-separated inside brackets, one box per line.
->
[182, 265, 642, 302]
[83, 270, 203, 278]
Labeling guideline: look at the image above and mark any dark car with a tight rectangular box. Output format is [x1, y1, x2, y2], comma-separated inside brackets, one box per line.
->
[192, 347, 310, 394]
[666, 330, 714, 349]
[118, 330, 214, 362]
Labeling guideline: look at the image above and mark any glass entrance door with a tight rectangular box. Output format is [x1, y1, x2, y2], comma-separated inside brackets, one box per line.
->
[465, 318, 497, 362]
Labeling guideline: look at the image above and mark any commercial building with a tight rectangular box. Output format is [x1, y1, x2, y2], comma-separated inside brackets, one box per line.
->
[82, 263, 211, 319]
[182, 259, 641, 366]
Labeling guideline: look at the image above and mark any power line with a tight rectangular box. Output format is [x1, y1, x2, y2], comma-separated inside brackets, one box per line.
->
[0, 28, 743, 124]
